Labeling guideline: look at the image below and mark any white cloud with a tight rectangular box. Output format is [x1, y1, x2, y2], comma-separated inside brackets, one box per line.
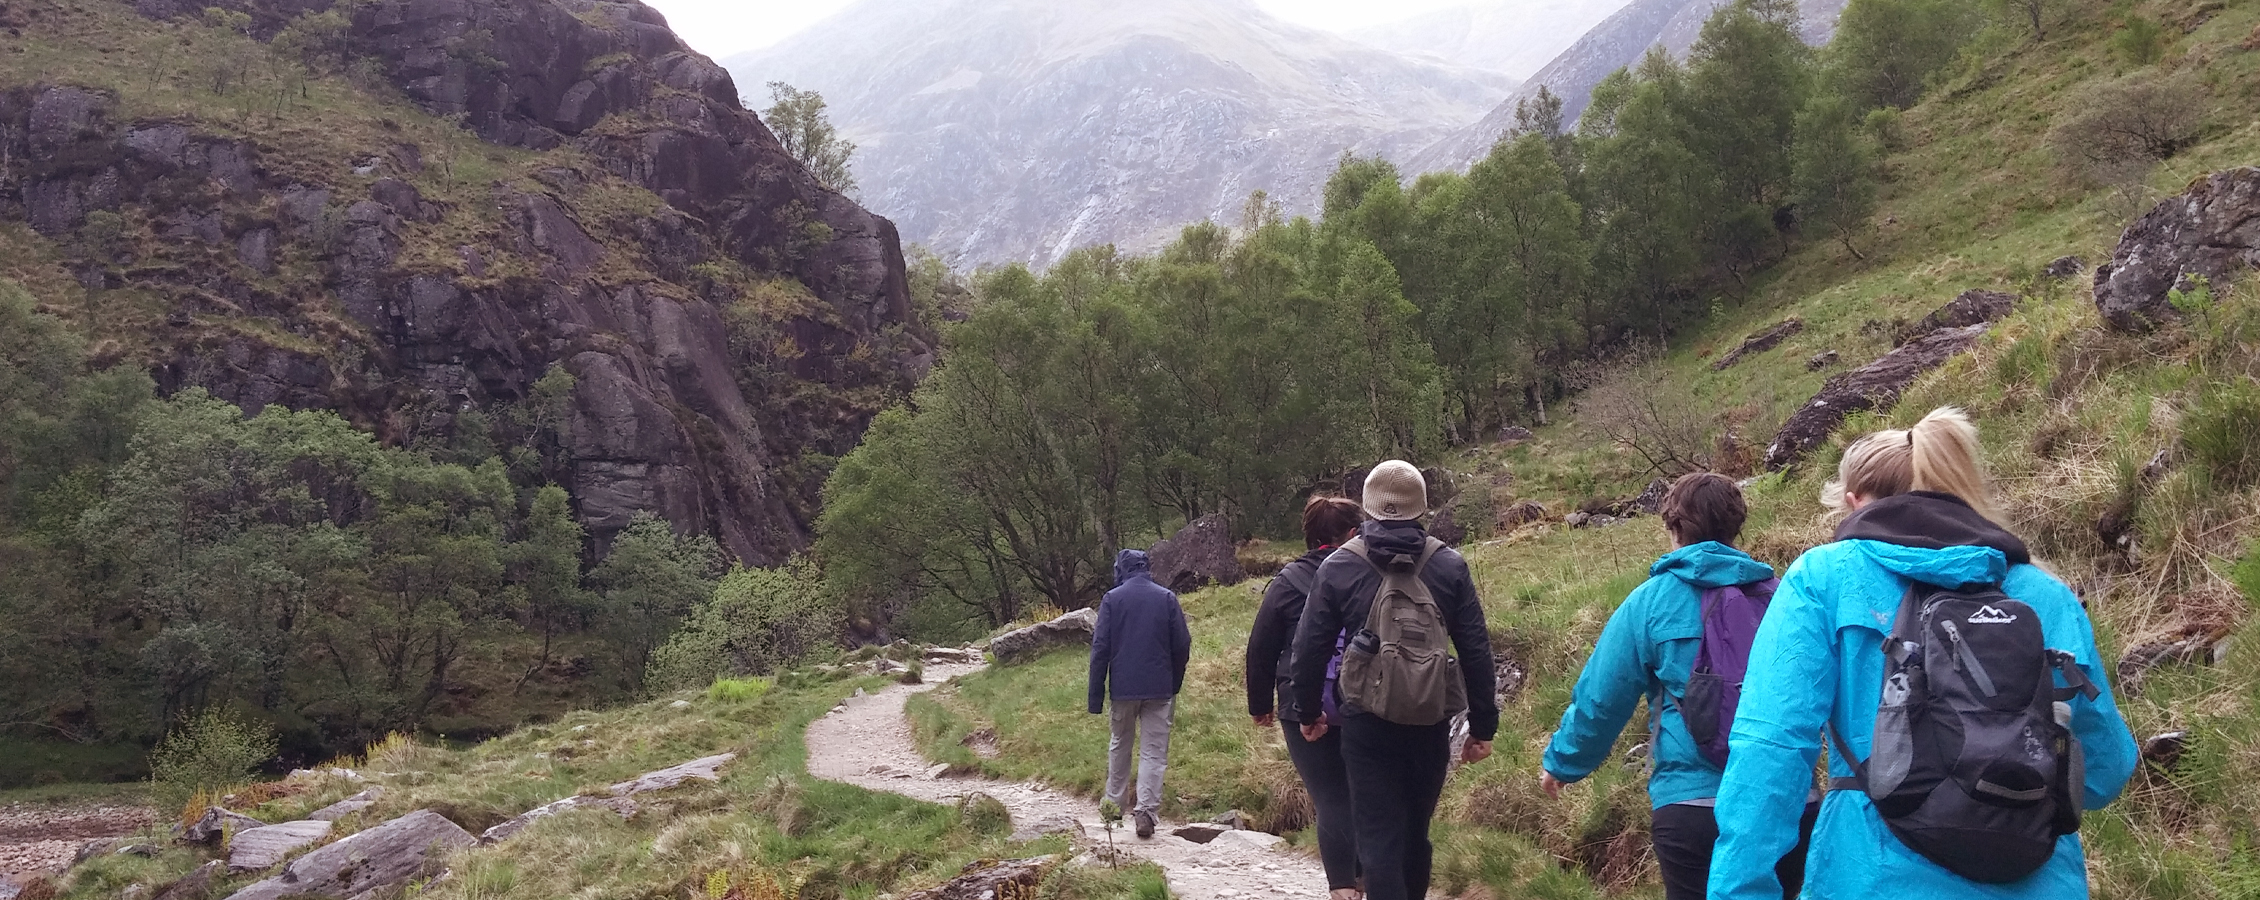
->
[640, 0, 1478, 60]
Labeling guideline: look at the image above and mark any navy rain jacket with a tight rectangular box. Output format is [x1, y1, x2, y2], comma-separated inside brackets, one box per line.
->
[1088, 549, 1193, 713]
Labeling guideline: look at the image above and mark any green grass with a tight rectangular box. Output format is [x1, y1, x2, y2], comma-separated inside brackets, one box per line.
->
[52, 672, 1157, 900]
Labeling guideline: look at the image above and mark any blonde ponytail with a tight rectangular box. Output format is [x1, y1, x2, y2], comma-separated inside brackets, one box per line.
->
[1909, 407, 1999, 521]
[1823, 407, 1998, 521]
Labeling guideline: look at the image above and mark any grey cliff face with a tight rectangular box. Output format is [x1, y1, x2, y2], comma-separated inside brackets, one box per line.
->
[6, 0, 933, 563]
[730, 0, 1518, 268]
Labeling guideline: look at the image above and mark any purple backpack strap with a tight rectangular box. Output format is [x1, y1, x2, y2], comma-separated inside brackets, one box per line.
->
[1685, 577, 1780, 768]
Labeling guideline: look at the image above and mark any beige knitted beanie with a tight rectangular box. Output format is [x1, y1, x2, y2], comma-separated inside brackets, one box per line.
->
[1362, 460, 1426, 521]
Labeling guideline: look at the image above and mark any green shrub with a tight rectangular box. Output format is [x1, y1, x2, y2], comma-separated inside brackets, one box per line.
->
[956, 791, 1010, 836]
[2109, 15, 2167, 66]
[704, 676, 775, 704]
[148, 709, 277, 816]
[2183, 379, 2260, 488]
[647, 560, 843, 691]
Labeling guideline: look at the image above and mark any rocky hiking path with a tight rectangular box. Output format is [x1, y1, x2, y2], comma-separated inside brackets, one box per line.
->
[0, 801, 154, 881]
[806, 665, 1333, 900]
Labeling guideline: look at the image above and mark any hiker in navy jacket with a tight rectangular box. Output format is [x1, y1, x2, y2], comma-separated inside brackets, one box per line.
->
[1088, 548, 1192, 838]
[1539, 473, 1815, 900]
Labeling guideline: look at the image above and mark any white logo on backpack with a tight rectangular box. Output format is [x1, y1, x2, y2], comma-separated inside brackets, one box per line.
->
[1968, 605, 2019, 624]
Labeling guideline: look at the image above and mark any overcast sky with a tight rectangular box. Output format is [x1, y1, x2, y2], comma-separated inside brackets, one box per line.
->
[640, 0, 1471, 60]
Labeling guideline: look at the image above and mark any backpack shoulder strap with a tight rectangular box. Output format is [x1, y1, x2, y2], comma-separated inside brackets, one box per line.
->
[1413, 536, 1445, 575]
[1281, 561, 1315, 597]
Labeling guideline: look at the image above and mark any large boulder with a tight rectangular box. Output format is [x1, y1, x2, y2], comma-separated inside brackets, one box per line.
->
[1147, 514, 1243, 593]
[2094, 167, 2260, 331]
[1901, 290, 2018, 344]
[989, 608, 1099, 666]
[227, 810, 475, 900]
[1763, 324, 1991, 470]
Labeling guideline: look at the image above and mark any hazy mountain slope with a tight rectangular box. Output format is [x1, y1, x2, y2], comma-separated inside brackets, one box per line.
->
[1348, 0, 1636, 80]
[1407, 0, 1847, 173]
[728, 0, 1518, 267]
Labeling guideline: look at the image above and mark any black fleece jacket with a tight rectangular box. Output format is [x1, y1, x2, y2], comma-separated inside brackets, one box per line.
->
[1289, 520, 1500, 740]
[1246, 545, 1336, 722]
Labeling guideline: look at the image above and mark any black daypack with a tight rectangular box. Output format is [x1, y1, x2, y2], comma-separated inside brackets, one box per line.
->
[1833, 582, 2099, 884]
[1680, 577, 1780, 769]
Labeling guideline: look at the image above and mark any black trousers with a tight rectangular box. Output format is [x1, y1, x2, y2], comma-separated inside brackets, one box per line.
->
[1281, 719, 1359, 890]
[1337, 713, 1452, 900]
[1651, 801, 1820, 900]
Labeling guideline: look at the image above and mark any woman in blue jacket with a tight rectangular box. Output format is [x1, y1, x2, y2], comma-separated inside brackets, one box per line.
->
[1541, 473, 1814, 900]
[1709, 408, 2137, 900]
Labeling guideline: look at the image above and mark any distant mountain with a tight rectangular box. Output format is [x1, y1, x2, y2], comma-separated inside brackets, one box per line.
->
[727, 0, 1518, 267]
[1407, 0, 1848, 173]
[1348, 0, 1636, 80]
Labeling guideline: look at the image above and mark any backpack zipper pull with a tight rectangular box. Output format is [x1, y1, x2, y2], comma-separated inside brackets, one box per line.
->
[1942, 620, 1998, 697]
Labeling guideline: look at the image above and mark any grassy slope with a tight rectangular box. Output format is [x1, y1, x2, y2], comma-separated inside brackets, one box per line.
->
[912, 2, 2260, 898]
[57, 673, 1168, 900]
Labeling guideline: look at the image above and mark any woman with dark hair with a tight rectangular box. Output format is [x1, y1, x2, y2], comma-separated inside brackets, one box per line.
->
[1245, 495, 1364, 900]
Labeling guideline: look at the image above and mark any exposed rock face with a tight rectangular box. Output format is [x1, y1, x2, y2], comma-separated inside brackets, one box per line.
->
[1901, 289, 2016, 344]
[2094, 167, 2260, 332]
[990, 608, 1098, 666]
[480, 795, 637, 844]
[4, 0, 932, 563]
[1712, 318, 1804, 371]
[1349, 0, 1636, 80]
[729, 0, 1517, 267]
[227, 810, 475, 900]
[1762, 323, 1990, 470]
[1409, 0, 1847, 171]
[226, 819, 332, 872]
[1147, 515, 1244, 593]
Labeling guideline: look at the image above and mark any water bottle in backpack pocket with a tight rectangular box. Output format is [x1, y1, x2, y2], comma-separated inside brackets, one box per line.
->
[1680, 577, 1780, 768]
[1834, 582, 2098, 884]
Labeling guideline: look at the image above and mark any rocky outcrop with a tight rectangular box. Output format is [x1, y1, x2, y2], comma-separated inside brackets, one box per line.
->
[1900, 289, 2016, 344]
[176, 807, 264, 846]
[905, 857, 1057, 900]
[3, 0, 933, 563]
[2094, 167, 2260, 332]
[306, 788, 380, 822]
[1763, 323, 1990, 469]
[990, 608, 1098, 666]
[480, 795, 637, 844]
[1712, 318, 1804, 371]
[227, 810, 475, 900]
[1148, 515, 1243, 593]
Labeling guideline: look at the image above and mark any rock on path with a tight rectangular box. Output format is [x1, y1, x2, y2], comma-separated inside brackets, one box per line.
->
[804, 664, 1332, 900]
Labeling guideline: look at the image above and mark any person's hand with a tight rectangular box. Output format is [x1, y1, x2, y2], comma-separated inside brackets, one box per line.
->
[1301, 721, 1329, 742]
[1252, 713, 1276, 728]
[1540, 771, 1564, 800]
[1461, 739, 1492, 765]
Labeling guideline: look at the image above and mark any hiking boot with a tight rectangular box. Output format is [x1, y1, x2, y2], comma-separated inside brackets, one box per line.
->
[1133, 809, 1156, 839]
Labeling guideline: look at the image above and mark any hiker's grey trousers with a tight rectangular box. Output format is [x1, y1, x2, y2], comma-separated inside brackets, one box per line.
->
[1105, 697, 1174, 817]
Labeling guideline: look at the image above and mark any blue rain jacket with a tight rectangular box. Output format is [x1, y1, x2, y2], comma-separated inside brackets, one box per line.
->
[1709, 537, 2136, 899]
[1087, 550, 1192, 712]
[1542, 541, 1777, 808]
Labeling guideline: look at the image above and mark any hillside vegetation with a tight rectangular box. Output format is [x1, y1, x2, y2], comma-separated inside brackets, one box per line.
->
[890, 0, 2260, 897]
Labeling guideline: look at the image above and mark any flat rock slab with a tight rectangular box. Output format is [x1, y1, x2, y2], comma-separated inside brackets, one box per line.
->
[1211, 830, 1284, 851]
[1172, 825, 1226, 844]
[990, 608, 1098, 666]
[1009, 813, 1085, 842]
[227, 810, 474, 900]
[608, 752, 736, 796]
[479, 795, 637, 844]
[307, 788, 382, 822]
[228, 819, 332, 872]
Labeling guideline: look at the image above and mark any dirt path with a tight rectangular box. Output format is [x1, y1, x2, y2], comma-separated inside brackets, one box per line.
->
[806, 665, 1333, 900]
[0, 801, 156, 878]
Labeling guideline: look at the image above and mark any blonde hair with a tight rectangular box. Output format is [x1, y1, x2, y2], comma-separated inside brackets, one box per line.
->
[1823, 407, 1999, 520]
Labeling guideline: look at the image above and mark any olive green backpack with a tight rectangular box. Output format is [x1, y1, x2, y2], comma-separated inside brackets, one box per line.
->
[1335, 536, 1467, 726]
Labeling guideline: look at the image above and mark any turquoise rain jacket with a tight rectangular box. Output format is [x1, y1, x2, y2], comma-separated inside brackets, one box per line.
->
[1710, 494, 2136, 900]
[1542, 541, 1777, 808]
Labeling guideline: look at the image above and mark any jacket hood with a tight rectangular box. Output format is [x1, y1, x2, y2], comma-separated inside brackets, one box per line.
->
[1651, 541, 1775, 589]
[1357, 518, 1429, 571]
[1834, 491, 2028, 588]
[1114, 549, 1151, 586]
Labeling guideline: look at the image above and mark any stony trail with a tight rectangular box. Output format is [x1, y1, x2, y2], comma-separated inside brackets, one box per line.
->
[804, 665, 1334, 900]
[0, 801, 155, 879]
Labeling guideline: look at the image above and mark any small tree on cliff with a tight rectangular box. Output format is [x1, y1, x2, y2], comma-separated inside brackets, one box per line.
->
[764, 82, 858, 196]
